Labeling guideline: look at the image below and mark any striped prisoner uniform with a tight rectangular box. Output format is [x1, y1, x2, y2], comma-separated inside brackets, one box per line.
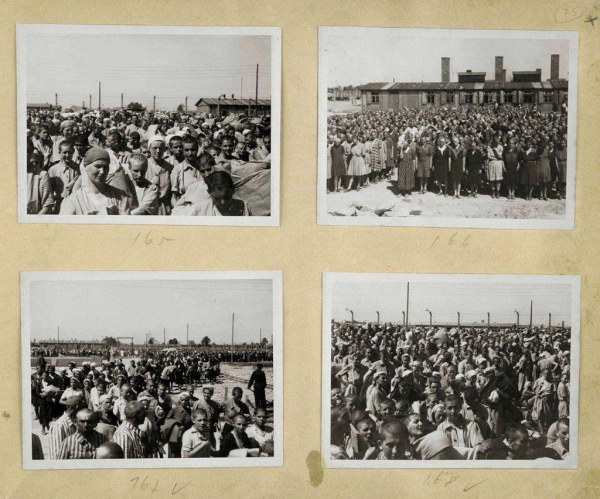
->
[58, 431, 108, 459]
[112, 421, 145, 459]
[48, 414, 78, 460]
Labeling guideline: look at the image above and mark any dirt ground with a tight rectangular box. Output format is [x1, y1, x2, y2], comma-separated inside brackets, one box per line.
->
[31, 363, 273, 459]
[328, 100, 361, 115]
[326, 179, 566, 219]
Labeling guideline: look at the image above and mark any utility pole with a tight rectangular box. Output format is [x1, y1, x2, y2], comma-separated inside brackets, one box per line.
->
[549, 313, 552, 331]
[55, 93, 58, 107]
[457, 312, 461, 328]
[487, 312, 490, 328]
[57, 326, 60, 344]
[121, 93, 124, 109]
[345, 308, 354, 322]
[530, 301, 533, 328]
[259, 328, 262, 345]
[255, 63, 259, 116]
[89, 94, 92, 109]
[231, 313, 235, 363]
[515, 310, 520, 327]
[406, 282, 410, 326]
[185, 96, 188, 112]
[153, 96, 156, 112]
[163, 328, 166, 345]
[187, 323, 189, 346]
[98, 82, 101, 110]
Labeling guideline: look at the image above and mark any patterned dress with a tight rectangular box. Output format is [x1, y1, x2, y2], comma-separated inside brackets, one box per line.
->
[486, 145, 504, 181]
[536, 147, 552, 184]
[397, 142, 416, 191]
[370, 139, 384, 172]
[347, 143, 367, 176]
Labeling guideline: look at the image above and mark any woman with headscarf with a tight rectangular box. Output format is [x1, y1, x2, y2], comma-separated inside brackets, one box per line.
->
[60, 148, 133, 215]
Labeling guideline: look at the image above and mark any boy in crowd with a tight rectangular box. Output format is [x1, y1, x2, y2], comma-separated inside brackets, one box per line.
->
[437, 394, 484, 451]
[170, 137, 206, 203]
[48, 140, 80, 213]
[245, 407, 274, 451]
[181, 409, 214, 458]
[187, 171, 252, 216]
[126, 154, 159, 215]
[375, 420, 411, 460]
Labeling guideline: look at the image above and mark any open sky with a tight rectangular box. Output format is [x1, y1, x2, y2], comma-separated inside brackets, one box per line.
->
[324, 32, 570, 87]
[29, 279, 274, 345]
[25, 33, 272, 110]
[331, 280, 572, 327]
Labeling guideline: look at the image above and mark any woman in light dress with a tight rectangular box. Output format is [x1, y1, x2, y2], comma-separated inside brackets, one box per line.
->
[486, 137, 504, 199]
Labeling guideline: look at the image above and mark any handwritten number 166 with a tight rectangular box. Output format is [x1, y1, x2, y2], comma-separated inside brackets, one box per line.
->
[429, 233, 471, 249]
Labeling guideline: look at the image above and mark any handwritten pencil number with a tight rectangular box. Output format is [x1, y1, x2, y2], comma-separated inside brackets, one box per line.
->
[131, 230, 175, 248]
[429, 233, 471, 249]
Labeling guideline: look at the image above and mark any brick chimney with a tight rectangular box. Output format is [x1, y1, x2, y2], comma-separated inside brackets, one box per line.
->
[442, 57, 450, 83]
[551, 54, 560, 80]
[503, 69, 507, 83]
[495, 56, 504, 82]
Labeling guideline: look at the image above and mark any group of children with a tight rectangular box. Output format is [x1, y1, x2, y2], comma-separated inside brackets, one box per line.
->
[26, 110, 272, 216]
[329, 322, 571, 460]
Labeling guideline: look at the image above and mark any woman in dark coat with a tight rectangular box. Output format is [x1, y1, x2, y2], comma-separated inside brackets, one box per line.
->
[449, 136, 466, 198]
[432, 136, 451, 196]
[518, 138, 538, 201]
[330, 136, 347, 192]
[503, 137, 520, 200]
[465, 140, 484, 197]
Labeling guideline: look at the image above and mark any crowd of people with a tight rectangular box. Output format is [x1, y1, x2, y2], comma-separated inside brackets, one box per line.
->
[329, 321, 571, 461]
[31, 351, 274, 460]
[326, 104, 568, 201]
[26, 108, 272, 216]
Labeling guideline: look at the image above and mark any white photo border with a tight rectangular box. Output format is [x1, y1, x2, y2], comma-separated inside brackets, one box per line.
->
[17, 24, 281, 227]
[321, 272, 580, 469]
[21, 270, 284, 470]
[317, 27, 579, 230]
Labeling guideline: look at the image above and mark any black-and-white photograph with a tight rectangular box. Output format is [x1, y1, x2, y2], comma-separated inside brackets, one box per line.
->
[322, 273, 579, 468]
[18, 25, 281, 226]
[21, 271, 283, 469]
[318, 28, 578, 229]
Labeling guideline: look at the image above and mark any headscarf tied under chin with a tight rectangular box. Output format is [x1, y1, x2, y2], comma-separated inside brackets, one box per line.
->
[83, 147, 110, 165]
